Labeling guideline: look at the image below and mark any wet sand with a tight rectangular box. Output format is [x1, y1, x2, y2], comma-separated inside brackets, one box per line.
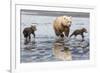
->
[21, 37, 89, 63]
[20, 13, 89, 63]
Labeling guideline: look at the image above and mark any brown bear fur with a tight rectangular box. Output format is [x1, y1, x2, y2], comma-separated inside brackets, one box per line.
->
[53, 16, 72, 38]
[70, 28, 87, 41]
[23, 25, 37, 42]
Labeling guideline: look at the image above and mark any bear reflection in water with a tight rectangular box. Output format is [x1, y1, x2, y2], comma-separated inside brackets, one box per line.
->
[52, 40, 72, 61]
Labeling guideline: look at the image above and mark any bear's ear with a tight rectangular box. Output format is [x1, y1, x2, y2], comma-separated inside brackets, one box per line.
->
[62, 16, 66, 19]
[31, 25, 33, 27]
[31, 23, 36, 26]
[69, 16, 72, 19]
[31, 25, 36, 28]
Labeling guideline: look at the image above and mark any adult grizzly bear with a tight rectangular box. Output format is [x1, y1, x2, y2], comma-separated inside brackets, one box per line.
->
[23, 25, 37, 42]
[70, 28, 87, 41]
[53, 16, 72, 38]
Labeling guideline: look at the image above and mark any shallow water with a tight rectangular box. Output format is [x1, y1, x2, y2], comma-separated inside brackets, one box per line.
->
[21, 36, 89, 63]
[20, 15, 89, 63]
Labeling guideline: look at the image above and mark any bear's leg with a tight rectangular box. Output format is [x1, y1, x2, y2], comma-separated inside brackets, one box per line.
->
[24, 37, 28, 45]
[64, 28, 70, 38]
[60, 33, 64, 38]
[29, 35, 31, 41]
[74, 35, 77, 40]
[32, 32, 35, 38]
[55, 31, 60, 37]
[81, 33, 84, 41]
[70, 34, 73, 38]
[65, 31, 69, 37]
[26, 37, 27, 41]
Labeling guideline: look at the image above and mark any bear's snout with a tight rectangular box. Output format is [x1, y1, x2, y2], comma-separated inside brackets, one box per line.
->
[68, 24, 71, 27]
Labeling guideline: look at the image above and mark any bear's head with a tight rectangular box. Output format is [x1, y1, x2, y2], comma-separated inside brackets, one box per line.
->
[31, 25, 37, 31]
[61, 16, 72, 28]
[81, 28, 87, 33]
